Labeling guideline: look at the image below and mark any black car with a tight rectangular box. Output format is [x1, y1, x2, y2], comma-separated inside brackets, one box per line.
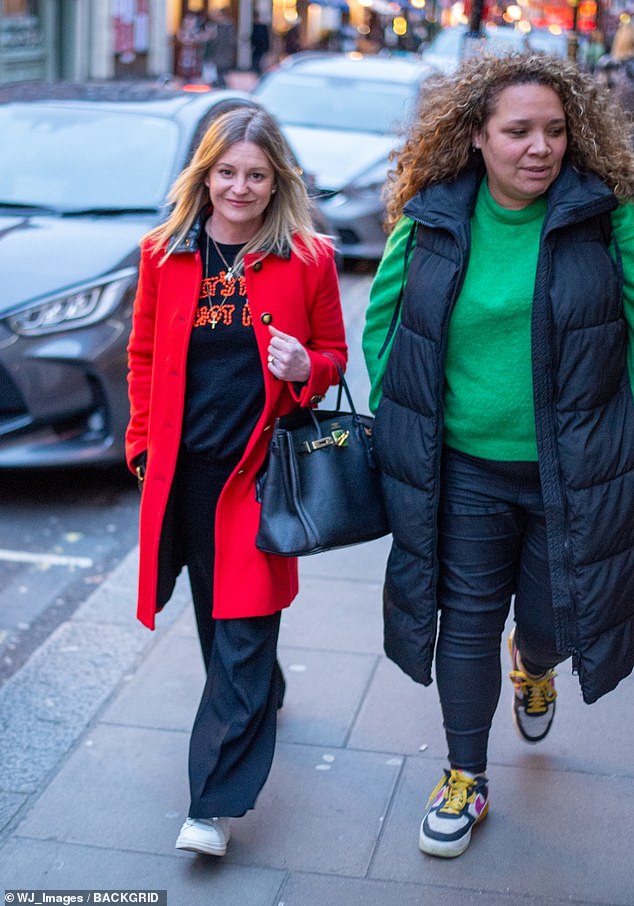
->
[0, 83, 301, 469]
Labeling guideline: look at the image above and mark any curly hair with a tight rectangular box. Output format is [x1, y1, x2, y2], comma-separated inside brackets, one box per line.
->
[385, 52, 634, 232]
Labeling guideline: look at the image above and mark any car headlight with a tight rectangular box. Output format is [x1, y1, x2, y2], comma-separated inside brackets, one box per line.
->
[6, 267, 138, 337]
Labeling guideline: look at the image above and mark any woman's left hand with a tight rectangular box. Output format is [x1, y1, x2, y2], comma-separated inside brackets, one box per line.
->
[267, 326, 311, 382]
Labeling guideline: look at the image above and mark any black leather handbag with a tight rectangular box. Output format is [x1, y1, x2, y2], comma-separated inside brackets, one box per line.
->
[255, 370, 389, 557]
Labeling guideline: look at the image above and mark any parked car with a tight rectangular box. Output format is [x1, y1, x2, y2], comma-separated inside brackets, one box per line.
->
[253, 52, 433, 260]
[0, 83, 276, 469]
[421, 23, 526, 73]
[421, 23, 582, 75]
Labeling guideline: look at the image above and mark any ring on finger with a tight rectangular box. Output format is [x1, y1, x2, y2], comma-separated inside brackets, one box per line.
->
[268, 354, 275, 365]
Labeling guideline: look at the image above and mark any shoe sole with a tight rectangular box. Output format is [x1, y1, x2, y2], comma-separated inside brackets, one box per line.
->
[418, 803, 489, 858]
[175, 836, 227, 857]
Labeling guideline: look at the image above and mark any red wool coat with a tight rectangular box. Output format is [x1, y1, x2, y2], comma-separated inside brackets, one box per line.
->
[126, 237, 347, 629]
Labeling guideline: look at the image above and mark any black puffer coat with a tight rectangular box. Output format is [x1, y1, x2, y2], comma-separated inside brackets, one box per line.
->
[375, 163, 634, 704]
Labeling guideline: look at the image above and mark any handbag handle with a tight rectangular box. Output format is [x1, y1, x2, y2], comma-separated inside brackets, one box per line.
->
[322, 353, 358, 417]
[301, 354, 359, 441]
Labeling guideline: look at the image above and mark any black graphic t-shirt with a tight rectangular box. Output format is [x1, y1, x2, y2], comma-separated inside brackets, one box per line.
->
[181, 232, 265, 464]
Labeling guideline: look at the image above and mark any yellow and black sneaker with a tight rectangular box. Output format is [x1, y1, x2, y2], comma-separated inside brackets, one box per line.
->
[508, 627, 557, 744]
[419, 768, 489, 858]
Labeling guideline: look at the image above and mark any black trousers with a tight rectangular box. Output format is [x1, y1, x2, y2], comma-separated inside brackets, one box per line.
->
[172, 449, 283, 818]
[435, 447, 566, 775]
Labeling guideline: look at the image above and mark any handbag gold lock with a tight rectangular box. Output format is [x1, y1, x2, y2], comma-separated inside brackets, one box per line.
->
[303, 429, 349, 453]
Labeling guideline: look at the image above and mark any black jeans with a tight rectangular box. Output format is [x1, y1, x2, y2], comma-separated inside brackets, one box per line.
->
[435, 447, 566, 775]
[172, 449, 283, 818]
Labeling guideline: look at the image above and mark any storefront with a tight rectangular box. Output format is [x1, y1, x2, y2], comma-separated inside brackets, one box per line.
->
[0, 0, 169, 85]
[92, 0, 169, 79]
[1, 0, 56, 82]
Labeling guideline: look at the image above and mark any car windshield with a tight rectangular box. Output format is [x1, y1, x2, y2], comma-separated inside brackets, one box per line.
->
[256, 72, 418, 134]
[424, 25, 529, 64]
[0, 105, 179, 212]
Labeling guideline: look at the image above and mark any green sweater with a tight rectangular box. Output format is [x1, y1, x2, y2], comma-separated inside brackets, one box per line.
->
[363, 182, 634, 461]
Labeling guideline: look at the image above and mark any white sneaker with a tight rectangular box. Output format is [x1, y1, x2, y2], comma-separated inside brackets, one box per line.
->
[175, 817, 231, 856]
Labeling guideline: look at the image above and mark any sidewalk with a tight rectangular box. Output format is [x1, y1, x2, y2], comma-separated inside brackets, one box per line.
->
[1, 277, 633, 905]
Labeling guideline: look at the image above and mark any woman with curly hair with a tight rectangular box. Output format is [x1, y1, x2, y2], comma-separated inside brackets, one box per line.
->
[363, 53, 634, 858]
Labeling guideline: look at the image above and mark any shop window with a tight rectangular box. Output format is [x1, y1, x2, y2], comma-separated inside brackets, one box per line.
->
[1, 0, 46, 83]
[113, 0, 150, 76]
[1, 0, 44, 51]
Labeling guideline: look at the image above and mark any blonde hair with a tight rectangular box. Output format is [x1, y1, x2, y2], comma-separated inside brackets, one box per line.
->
[385, 53, 634, 232]
[146, 104, 322, 266]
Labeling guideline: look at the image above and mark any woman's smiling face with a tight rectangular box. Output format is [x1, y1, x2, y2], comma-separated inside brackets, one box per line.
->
[205, 140, 275, 240]
[473, 82, 567, 210]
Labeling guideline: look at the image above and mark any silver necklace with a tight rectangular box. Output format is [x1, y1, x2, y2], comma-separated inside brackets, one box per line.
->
[208, 232, 241, 281]
[204, 232, 244, 329]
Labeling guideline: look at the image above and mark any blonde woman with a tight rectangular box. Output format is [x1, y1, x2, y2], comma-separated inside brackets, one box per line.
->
[126, 105, 347, 856]
[363, 53, 634, 858]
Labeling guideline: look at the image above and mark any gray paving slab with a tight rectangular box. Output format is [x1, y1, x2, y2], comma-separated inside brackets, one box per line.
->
[14, 720, 402, 876]
[73, 552, 190, 628]
[222, 742, 403, 875]
[348, 607, 634, 777]
[279, 575, 384, 654]
[0, 838, 286, 906]
[298, 534, 391, 585]
[101, 627, 380, 749]
[370, 755, 634, 906]
[100, 628, 204, 731]
[277, 872, 576, 906]
[347, 655, 447, 757]
[160, 595, 198, 639]
[275, 647, 377, 746]
[15, 723, 191, 854]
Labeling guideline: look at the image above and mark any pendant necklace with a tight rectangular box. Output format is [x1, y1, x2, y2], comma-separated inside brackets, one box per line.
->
[205, 231, 241, 329]
[208, 231, 241, 282]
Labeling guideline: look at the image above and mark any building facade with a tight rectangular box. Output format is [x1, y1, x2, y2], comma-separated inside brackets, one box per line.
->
[0, 0, 170, 84]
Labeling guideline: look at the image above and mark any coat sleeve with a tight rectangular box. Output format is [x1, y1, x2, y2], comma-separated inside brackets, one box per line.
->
[125, 241, 159, 471]
[290, 239, 348, 407]
[362, 215, 414, 413]
[611, 201, 634, 400]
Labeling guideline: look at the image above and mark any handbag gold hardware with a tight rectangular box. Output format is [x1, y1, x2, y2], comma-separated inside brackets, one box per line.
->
[302, 429, 350, 453]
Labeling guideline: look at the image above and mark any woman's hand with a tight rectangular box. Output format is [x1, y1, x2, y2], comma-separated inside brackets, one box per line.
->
[267, 326, 311, 382]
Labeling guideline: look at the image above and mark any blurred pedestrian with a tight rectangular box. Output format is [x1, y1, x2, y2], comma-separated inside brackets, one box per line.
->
[605, 20, 634, 116]
[581, 29, 605, 72]
[200, 16, 219, 85]
[206, 7, 236, 87]
[175, 12, 207, 81]
[610, 17, 634, 62]
[363, 53, 634, 858]
[251, 10, 270, 75]
[126, 106, 347, 858]
[284, 21, 302, 56]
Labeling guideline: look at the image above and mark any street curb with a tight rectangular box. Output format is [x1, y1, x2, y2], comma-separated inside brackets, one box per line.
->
[0, 547, 182, 839]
